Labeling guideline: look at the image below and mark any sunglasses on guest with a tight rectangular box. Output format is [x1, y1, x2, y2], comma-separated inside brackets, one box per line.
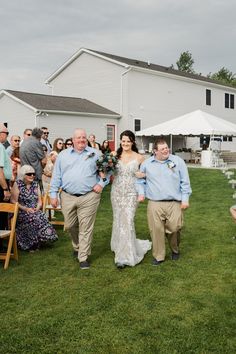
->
[25, 173, 36, 176]
[43, 132, 49, 135]
[66, 142, 72, 146]
[14, 139, 21, 142]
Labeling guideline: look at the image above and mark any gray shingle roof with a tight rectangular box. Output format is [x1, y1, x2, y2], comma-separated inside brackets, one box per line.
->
[6, 90, 119, 116]
[88, 49, 234, 88]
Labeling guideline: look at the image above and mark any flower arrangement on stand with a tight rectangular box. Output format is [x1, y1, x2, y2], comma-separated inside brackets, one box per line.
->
[96, 153, 118, 181]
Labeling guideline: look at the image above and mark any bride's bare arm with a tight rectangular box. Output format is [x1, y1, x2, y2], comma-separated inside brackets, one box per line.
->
[135, 154, 146, 178]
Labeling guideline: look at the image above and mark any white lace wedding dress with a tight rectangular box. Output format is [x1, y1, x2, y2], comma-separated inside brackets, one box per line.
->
[111, 159, 152, 266]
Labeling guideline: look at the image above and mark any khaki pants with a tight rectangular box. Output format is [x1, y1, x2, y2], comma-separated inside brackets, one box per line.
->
[61, 191, 101, 262]
[147, 201, 183, 261]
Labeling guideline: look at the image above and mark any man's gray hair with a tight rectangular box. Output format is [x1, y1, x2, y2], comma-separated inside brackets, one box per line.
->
[18, 165, 35, 181]
[32, 127, 43, 139]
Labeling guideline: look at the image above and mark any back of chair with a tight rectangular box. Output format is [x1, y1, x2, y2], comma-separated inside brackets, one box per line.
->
[42, 189, 65, 228]
[0, 203, 19, 229]
[0, 202, 19, 269]
[0, 203, 17, 213]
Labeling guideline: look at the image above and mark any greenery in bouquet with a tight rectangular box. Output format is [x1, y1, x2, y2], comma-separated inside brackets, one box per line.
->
[96, 153, 118, 174]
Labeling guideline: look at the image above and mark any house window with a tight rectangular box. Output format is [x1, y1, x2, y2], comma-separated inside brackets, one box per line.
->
[206, 89, 211, 106]
[225, 93, 235, 109]
[230, 94, 234, 109]
[223, 136, 233, 142]
[107, 125, 115, 140]
[134, 119, 141, 132]
[225, 93, 229, 108]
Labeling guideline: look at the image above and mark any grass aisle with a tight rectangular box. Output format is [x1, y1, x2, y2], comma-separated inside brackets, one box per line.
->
[1, 168, 236, 354]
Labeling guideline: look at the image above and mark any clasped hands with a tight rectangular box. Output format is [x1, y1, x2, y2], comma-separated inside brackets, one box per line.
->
[25, 207, 40, 213]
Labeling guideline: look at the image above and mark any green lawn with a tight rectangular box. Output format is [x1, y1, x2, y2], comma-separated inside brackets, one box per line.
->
[1, 168, 236, 354]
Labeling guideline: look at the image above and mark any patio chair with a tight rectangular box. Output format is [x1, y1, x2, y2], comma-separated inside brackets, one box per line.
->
[43, 188, 65, 229]
[0, 202, 19, 270]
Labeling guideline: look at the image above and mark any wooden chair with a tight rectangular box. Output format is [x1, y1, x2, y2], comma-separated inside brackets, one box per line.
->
[0, 202, 19, 270]
[43, 189, 65, 228]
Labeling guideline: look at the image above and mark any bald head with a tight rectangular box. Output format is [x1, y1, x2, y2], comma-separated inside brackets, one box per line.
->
[72, 128, 87, 152]
[73, 128, 87, 139]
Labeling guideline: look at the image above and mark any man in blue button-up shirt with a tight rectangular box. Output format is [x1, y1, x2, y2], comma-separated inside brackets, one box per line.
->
[50, 128, 107, 270]
[137, 138, 192, 265]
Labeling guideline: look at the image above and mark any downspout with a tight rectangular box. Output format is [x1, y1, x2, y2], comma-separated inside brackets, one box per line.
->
[35, 111, 42, 127]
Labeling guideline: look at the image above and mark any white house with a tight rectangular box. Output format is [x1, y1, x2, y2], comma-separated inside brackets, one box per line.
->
[1, 48, 236, 151]
[45, 48, 236, 151]
[0, 90, 120, 149]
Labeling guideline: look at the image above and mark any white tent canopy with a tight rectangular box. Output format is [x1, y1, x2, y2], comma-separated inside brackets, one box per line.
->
[136, 110, 236, 136]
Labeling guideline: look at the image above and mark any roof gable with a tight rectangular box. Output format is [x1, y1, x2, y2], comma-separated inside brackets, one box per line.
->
[0, 90, 119, 116]
[45, 47, 236, 90]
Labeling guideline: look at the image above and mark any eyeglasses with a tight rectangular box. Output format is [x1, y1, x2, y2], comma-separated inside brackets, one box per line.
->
[0, 131, 9, 135]
[43, 132, 49, 135]
[14, 140, 20, 142]
[66, 143, 72, 146]
[25, 173, 36, 176]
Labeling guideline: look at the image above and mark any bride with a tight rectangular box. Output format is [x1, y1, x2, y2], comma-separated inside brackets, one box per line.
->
[111, 130, 151, 268]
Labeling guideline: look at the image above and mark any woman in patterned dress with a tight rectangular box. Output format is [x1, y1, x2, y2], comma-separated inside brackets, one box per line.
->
[10, 165, 58, 251]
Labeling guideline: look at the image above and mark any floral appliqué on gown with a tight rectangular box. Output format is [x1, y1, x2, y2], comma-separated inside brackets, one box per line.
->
[111, 159, 151, 266]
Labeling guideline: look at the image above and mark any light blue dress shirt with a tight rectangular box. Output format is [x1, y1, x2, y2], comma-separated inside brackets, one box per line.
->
[50, 146, 107, 198]
[136, 154, 192, 203]
[6, 145, 13, 157]
[0, 143, 12, 180]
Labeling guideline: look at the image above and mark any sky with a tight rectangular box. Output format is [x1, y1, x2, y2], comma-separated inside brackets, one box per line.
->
[0, 0, 235, 94]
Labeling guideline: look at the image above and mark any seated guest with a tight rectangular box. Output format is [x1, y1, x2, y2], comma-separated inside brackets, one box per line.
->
[101, 140, 111, 155]
[52, 138, 64, 154]
[65, 138, 73, 149]
[10, 165, 58, 252]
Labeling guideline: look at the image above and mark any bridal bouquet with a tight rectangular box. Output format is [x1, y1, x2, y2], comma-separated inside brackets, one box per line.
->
[96, 153, 118, 182]
[96, 153, 118, 174]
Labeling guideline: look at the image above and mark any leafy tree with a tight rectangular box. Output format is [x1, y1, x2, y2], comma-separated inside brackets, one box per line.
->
[175, 51, 195, 73]
[208, 67, 236, 87]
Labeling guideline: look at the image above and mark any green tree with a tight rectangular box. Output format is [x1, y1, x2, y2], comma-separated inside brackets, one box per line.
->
[208, 67, 236, 87]
[175, 51, 195, 73]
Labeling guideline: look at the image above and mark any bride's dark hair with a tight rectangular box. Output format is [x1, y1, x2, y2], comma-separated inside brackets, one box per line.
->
[116, 130, 138, 159]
